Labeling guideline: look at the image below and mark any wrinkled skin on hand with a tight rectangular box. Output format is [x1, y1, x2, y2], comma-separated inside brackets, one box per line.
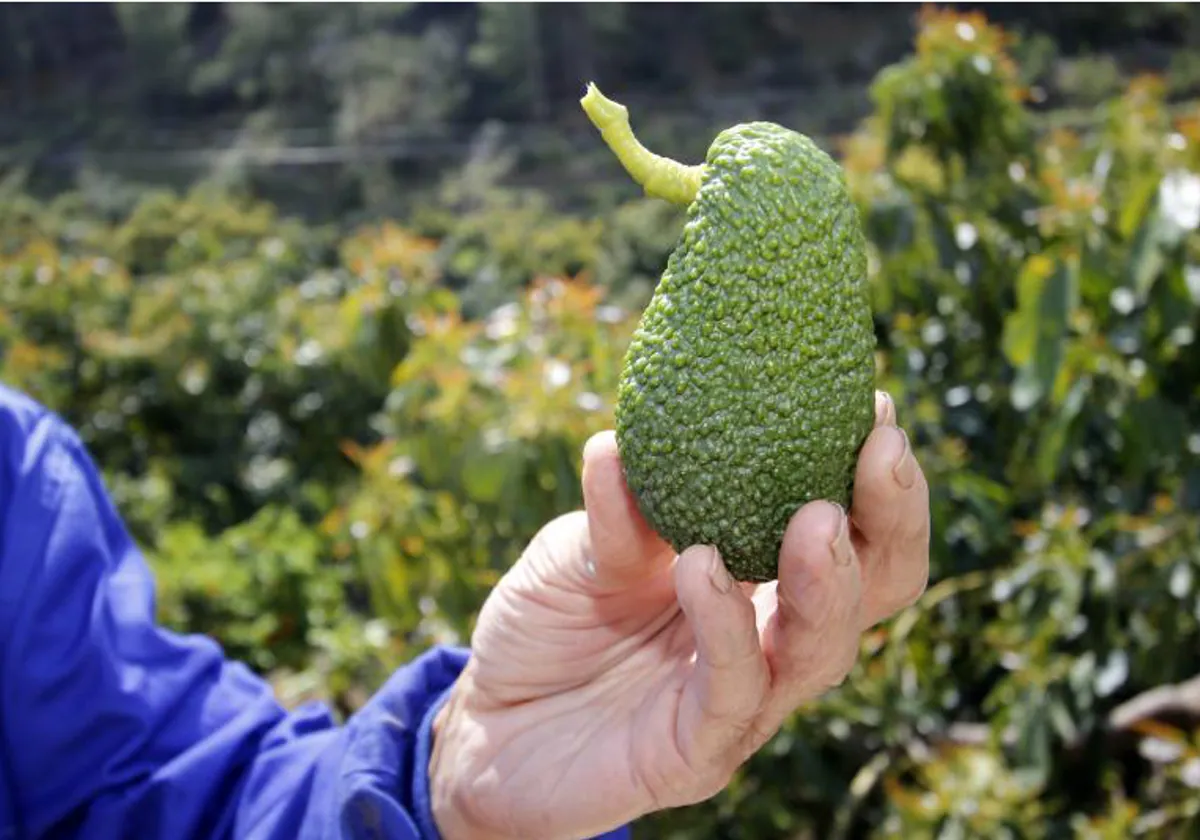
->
[429, 392, 930, 840]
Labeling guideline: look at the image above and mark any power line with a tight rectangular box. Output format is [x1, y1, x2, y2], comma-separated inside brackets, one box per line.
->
[2, 92, 1196, 175]
[0, 81, 876, 148]
[10, 113, 1194, 174]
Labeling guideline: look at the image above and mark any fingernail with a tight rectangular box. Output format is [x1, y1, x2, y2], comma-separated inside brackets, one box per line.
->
[707, 547, 734, 594]
[892, 427, 916, 489]
[829, 503, 851, 566]
[875, 390, 896, 426]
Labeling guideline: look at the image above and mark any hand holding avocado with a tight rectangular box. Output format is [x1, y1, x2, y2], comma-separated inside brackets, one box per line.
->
[426, 89, 929, 839]
[428, 393, 929, 840]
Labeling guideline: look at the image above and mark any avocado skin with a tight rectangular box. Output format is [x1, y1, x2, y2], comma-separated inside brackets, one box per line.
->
[614, 121, 876, 583]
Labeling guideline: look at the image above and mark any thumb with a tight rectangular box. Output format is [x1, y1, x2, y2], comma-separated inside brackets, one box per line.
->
[581, 430, 676, 591]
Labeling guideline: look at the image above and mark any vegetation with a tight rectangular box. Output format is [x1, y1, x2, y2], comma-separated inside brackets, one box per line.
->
[3, 6, 1200, 838]
[4, 3, 1200, 220]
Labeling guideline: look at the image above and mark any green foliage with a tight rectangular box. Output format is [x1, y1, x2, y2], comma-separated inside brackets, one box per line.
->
[872, 8, 1034, 179]
[8, 3, 1200, 226]
[327, 274, 631, 647]
[3, 8, 1200, 838]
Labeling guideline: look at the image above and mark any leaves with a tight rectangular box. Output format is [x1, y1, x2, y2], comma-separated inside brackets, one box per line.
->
[1002, 252, 1078, 411]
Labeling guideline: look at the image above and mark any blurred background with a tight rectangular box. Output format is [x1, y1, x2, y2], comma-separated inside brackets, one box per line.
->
[3, 2, 1200, 837]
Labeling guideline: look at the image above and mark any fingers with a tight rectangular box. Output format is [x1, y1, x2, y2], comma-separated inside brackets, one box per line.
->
[756, 501, 864, 732]
[581, 431, 676, 591]
[850, 402, 931, 628]
[673, 544, 770, 768]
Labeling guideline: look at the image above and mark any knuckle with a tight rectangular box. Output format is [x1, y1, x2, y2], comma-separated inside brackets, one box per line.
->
[837, 635, 865, 678]
[778, 650, 846, 702]
[664, 771, 715, 809]
[905, 569, 931, 606]
[894, 565, 930, 610]
[809, 646, 859, 696]
[691, 765, 738, 804]
[819, 667, 850, 694]
[740, 719, 778, 757]
[641, 751, 714, 811]
[671, 734, 757, 808]
[838, 651, 861, 684]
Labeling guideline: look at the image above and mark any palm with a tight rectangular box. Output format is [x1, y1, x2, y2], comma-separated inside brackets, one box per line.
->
[430, 403, 930, 840]
[459, 518, 716, 836]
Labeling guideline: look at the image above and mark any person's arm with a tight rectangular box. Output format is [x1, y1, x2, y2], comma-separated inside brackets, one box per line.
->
[0, 389, 466, 839]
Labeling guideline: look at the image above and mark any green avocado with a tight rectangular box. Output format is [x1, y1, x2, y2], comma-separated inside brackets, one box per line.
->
[580, 83, 877, 583]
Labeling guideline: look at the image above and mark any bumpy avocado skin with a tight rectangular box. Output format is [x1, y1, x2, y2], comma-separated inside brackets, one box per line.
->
[615, 122, 876, 583]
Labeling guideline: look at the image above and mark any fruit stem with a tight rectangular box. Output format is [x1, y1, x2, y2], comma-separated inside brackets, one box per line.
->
[579, 82, 704, 207]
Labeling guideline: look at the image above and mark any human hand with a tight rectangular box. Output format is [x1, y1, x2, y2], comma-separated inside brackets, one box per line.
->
[428, 391, 930, 840]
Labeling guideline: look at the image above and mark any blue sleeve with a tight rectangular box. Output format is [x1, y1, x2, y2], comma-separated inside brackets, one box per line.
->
[0, 386, 471, 840]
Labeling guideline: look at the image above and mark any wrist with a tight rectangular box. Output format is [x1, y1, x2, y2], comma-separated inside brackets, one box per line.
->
[428, 673, 489, 840]
[404, 646, 474, 840]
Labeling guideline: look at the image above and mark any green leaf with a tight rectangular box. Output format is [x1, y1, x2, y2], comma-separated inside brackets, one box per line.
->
[1010, 690, 1053, 790]
[1002, 257, 1049, 369]
[1117, 170, 1160, 241]
[1128, 210, 1169, 303]
[1033, 375, 1089, 484]
[1002, 254, 1077, 410]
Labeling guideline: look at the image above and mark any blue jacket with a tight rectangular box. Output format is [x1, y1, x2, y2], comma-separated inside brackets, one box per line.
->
[0, 384, 631, 840]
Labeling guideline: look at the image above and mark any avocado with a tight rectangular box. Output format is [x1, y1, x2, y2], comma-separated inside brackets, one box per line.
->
[580, 83, 876, 582]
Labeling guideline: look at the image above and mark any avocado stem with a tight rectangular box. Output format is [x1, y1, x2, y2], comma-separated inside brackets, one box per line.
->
[580, 82, 704, 207]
